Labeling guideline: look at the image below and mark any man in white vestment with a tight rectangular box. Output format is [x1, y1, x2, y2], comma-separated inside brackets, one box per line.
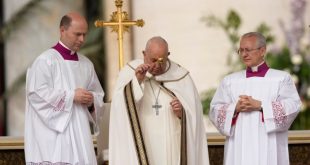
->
[24, 12, 104, 165]
[109, 36, 209, 165]
[209, 32, 301, 165]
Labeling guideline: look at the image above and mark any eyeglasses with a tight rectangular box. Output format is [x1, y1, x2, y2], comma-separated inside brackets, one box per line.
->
[237, 46, 263, 55]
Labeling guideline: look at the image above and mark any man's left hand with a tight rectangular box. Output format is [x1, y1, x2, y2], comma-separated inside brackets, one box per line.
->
[74, 88, 94, 107]
[170, 97, 183, 118]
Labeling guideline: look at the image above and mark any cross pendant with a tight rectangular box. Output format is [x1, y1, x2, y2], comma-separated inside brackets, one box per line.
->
[152, 101, 162, 115]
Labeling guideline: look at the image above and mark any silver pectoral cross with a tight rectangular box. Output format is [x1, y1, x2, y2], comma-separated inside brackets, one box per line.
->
[152, 101, 162, 115]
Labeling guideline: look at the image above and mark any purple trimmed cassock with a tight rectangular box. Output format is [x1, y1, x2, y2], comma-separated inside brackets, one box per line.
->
[209, 62, 301, 165]
[24, 42, 104, 165]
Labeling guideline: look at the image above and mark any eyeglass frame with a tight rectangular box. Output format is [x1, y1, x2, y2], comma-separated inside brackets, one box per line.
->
[237, 46, 265, 55]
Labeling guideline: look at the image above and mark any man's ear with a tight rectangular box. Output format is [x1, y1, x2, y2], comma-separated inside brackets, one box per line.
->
[60, 26, 65, 34]
[260, 47, 266, 57]
[142, 50, 146, 57]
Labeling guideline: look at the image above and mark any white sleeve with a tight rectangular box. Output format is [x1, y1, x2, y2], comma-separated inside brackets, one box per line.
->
[209, 78, 236, 136]
[263, 74, 301, 133]
[26, 58, 74, 133]
[131, 76, 144, 102]
[86, 63, 105, 134]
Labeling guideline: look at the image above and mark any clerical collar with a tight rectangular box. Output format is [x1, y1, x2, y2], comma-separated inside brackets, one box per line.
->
[52, 41, 78, 61]
[246, 62, 269, 78]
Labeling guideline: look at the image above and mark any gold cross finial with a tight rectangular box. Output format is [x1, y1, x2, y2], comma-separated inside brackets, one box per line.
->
[95, 0, 145, 69]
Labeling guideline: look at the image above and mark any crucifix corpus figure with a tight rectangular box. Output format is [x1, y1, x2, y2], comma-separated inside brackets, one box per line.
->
[95, 0, 144, 69]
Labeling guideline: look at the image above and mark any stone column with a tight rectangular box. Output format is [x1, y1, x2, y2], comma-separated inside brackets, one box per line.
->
[0, 0, 5, 136]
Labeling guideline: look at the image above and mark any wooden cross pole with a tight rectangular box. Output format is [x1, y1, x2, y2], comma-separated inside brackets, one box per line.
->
[95, 0, 144, 69]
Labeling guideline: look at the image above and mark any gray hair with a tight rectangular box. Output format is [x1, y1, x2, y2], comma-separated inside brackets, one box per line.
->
[241, 32, 266, 47]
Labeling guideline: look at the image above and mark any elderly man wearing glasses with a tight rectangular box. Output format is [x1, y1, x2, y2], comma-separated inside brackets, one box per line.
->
[209, 32, 301, 165]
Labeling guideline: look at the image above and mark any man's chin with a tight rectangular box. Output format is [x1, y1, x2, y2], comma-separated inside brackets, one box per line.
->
[73, 45, 82, 52]
[243, 62, 252, 67]
[74, 47, 81, 51]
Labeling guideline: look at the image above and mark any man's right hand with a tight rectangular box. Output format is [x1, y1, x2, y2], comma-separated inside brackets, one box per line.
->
[135, 64, 151, 84]
[74, 88, 94, 106]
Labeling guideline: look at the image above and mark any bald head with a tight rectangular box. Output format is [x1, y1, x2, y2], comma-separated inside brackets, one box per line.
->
[59, 12, 88, 52]
[60, 12, 88, 29]
[145, 36, 169, 54]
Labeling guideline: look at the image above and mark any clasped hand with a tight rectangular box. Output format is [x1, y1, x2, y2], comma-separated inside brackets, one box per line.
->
[236, 95, 261, 113]
[74, 88, 94, 107]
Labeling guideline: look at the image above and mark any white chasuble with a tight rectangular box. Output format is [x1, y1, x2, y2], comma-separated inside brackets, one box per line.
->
[209, 69, 301, 165]
[109, 59, 209, 165]
[25, 48, 104, 165]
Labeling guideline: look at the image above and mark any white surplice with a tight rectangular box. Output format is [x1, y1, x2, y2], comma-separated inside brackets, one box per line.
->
[209, 69, 301, 165]
[109, 59, 209, 165]
[24, 48, 104, 165]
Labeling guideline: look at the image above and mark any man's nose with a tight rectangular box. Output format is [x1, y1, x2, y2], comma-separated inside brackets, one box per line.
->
[153, 62, 161, 68]
[240, 52, 249, 57]
[79, 35, 86, 43]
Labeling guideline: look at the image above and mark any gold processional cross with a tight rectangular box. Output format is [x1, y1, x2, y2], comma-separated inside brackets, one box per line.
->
[94, 0, 144, 69]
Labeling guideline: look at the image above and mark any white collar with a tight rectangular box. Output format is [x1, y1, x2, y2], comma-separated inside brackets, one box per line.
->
[250, 61, 265, 72]
[59, 41, 76, 55]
